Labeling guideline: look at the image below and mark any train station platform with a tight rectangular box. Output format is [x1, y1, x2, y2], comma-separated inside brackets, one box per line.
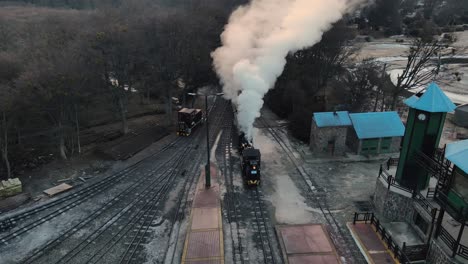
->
[347, 222, 397, 264]
[276, 224, 341, 264]
[182, 163, 224, 264]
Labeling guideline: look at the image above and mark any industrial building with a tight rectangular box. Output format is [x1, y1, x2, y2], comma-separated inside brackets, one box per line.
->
[310, 111, 351, 156]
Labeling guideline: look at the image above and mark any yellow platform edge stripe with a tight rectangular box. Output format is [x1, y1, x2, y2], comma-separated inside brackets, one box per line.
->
[346, 222, 400, 264]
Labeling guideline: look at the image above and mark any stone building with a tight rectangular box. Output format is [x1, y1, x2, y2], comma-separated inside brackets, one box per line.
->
[347, 112, 405, 155]
[310, 111, 351, 156]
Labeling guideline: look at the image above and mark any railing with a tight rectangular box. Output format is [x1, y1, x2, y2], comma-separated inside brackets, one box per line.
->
[436, 224, 468, 261]
[439, 226, 457, 252]
[353, 212, 424, 263]
[434, 190, 467, 221]
[427, 187, 436, 199]
[378, 165, 414, 195]
[415, 150, 453, 190]
[414, 150, 440, 175]
[353, 211, 374, 224]
[402, 243, 429, 261]
[414, 192, 437, 217]
[458, 244, 468, 260]
[386, 157, 399, 170]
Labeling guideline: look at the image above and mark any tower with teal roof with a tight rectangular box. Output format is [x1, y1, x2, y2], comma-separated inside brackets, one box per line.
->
[395, 82, 456, 190]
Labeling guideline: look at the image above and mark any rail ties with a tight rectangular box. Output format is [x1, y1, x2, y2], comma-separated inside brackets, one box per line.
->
[220, 110, 249, 264]
[258, 116, 362, 263]
[249, 189, 276, 264]
[18, 141, 196, 263]
[0, 137, 184, 233]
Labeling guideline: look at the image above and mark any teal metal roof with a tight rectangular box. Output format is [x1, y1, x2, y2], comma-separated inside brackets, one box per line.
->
[349, 112, 405, 139]
[445, 140, 468, 174]
[404, 82, 456, 113]
[313, 111, 352, 127]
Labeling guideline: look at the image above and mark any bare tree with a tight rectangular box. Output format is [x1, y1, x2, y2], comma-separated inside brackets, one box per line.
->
[390, 39, 446, 110]
[339, 60, 382, 112]
[0, 52, 21, 179]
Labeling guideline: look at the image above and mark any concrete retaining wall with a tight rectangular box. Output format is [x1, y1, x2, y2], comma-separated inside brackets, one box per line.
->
[373, 177, 414, 222]
[426, 239, 460, 264]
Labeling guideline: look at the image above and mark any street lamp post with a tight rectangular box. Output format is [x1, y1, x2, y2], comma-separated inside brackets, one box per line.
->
[205, 95, 211, 188]
[187, 91, 223, 188]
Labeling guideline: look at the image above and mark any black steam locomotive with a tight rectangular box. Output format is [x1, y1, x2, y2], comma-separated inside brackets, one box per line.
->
[177, 108, 203, 136]
[238, 132, 261, 186]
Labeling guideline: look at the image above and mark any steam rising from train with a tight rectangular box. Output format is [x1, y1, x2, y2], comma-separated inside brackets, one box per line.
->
[212, 0, 366, 140]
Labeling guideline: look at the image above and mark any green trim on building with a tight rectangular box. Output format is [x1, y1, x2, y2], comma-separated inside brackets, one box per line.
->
[396, 108, 447, 190]
[447, 190, 468, 212]
[380, 137, 392, 153]
[360, 138, 379, 155]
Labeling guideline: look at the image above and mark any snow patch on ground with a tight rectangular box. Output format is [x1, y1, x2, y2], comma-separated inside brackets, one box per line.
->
[269, 174, 317, 224]
[255, 130, 317, 225]
[144, 219, 171, 264]
[1, 221, 58, 263]
[211, 130, 222, 163]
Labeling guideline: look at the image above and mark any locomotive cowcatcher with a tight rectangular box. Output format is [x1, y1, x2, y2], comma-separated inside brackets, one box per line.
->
[177, 108, 203, 136]
[238, 132, 261, 186]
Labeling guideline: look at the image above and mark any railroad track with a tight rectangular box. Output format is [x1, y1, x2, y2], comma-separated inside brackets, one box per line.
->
[220, 105, 281, 264]
[26, 99, 228, 264]
[258, 116, 364, 263]
[0, 93, 223, 232]
[219, 105, 248, 264]
[0, 137, 183, 233]
[247, 188, 279, 264]
[1, 96, 227, 264]
[18, 137, 197, 263]
[162, 98, 229, 264]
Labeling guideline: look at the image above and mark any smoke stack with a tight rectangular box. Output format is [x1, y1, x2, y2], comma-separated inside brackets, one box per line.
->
[212, 0, 367, 140]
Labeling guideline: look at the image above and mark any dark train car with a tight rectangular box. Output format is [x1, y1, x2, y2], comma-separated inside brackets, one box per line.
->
[242, 148, 261, 186]
[177, 108, 203, 136]
[238, 132, 261, 186]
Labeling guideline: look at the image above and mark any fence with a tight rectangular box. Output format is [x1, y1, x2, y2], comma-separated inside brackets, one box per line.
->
[439, 226, 457, 252]
[378, 165, 414, 195]
[414, 192, 437, 217]
[438, 225, 468, 261]
[402, 243, 429, 261]
[353, 212, 428, 262]
[426, 187, 436, 199]
[386, 157, 399, 170]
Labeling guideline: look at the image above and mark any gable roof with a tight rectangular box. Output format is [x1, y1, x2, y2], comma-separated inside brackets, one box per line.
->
[445, 140, 468, 174]
[349, 112, 405, 139]
[313, 111, 352, 127]
[404, 82, 456, 113]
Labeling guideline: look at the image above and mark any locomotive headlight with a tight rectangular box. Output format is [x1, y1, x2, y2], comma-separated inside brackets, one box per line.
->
[253, 166, 256, 169]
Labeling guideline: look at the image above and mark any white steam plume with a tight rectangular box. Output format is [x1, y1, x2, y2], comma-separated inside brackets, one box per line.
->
[212, 0, 365, 140]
